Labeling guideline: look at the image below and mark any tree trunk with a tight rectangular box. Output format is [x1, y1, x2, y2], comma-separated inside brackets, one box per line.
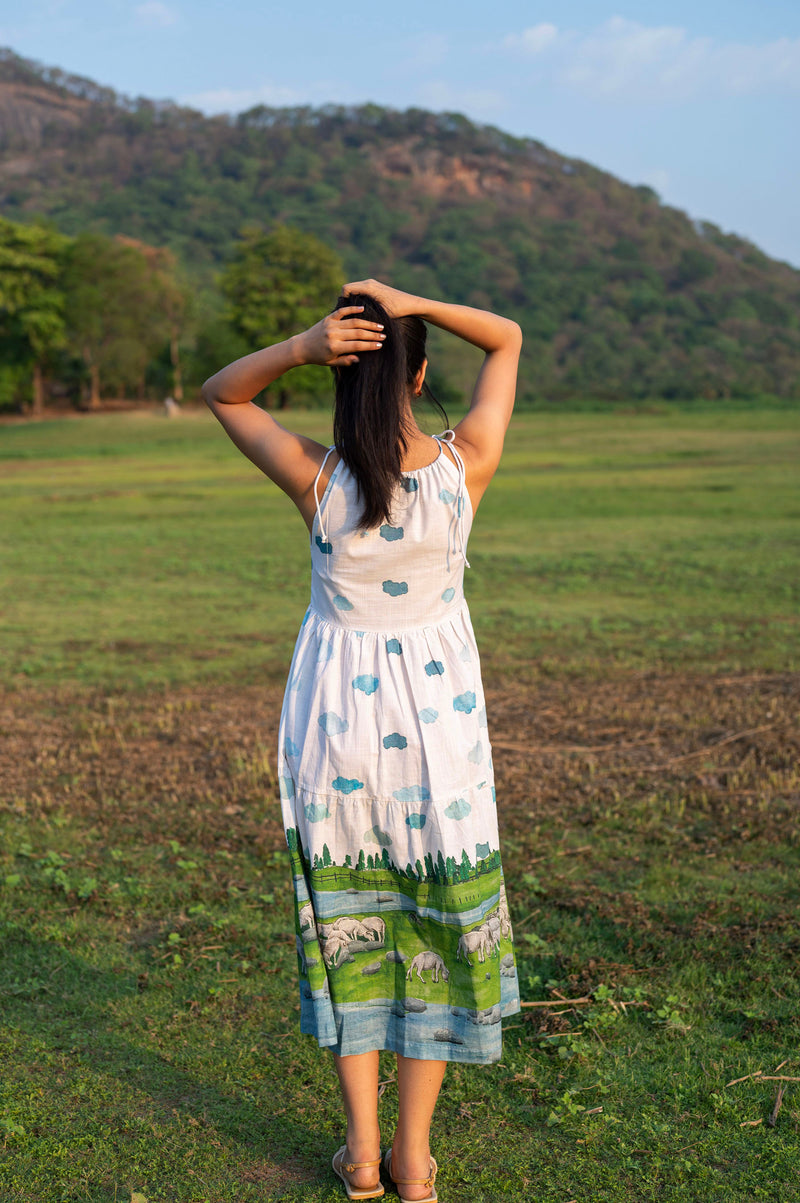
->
[88, 362, 101, 410]
[31, 362, 44, 419]
[170, 327, 183, 402]
[277, 384, 290, 410]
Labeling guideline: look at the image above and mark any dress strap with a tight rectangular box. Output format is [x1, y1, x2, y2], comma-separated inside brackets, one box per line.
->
[313, 446, 336, 543]
[436, 430, 471, 569]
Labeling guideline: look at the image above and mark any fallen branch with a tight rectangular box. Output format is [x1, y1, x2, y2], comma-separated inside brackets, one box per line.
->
[521, 997, 649, 1009]
[725, 1070, 800, 1087]
[768, 1086, 786, 1128]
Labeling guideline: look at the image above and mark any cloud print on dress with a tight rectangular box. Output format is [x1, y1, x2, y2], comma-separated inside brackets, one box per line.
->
[353, 674, 379, 695]
[445, 797, 472, 820]
[439, 489, 456, 504]
[279, 775, 295, 799]
[315, 536, 332, 555]
[318, 712, 349, 736]
[332, 776, 364, 794]
[382, 580, 409, 596]
[400, 477, 418, 492]
[333, 594, 354, 611]
[393, 785, 431, 803]
[304, 801, 331, 823]
[418, 707, 438, 724]
[364, 825, 393, 846]
[424, 660, 444, 676]
[386, 638, 402, 655]
[453, 690, 477, 713]
[383, 733, 408, 750]
[284, 737, 300, 757]
[406, 812, 427, 829]
[468, 740, 483, 764]
[441, 587, 455, 602]
[380, 525, 404, 541]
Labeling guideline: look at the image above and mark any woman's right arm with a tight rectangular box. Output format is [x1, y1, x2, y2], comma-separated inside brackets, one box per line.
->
[343, 280, 522, 502]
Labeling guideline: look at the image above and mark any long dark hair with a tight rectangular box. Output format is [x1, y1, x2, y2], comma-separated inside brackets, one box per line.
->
[332, 292, 448, 529]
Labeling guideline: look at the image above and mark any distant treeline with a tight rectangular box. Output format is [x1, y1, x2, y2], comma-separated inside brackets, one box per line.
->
[1, 48, 800, 407]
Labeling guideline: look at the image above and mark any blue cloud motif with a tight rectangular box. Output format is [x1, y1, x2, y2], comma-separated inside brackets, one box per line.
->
[318, 711, 349, 736]
[279, 775, 295, 799]
[476, 841, 491, 860]
[478, 706, 488, 728]
[332, 776, 364, 794]
[418, 707, 439, 724]
[453, 690, 477, 714]
[445, 797, 472, 820]
[305, 802, 331, 823]
[424, 660, 444, 677]
[467, 740, 484, 764]
[386, 638, 403, 655]
[315, 535, 333, 555]
[401, 477, 419, 492]
[382, 580, 409, 597]
[441, 587, 455, 603]
[284, 737, 300, 757]
[317, 639, 335, 663]
[393, 785, 431, 803]
[439, 488, 456, 504]
[333, 594, 354, 611]
[383, 732, 408, 750]
[491, 786, 497, 803]
[406, 813, 427, 830]
[459, 644, 471, 662]
[364, 825, 393, 847]
[380, 524, 404, 542]
[353, 674, 379, 695]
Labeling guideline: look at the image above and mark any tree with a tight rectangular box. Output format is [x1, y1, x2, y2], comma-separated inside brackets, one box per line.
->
[63, 233, 166, 407]
[460, 849, 472, 883]
[357, 849, 366, 872]
[322, 843, 332, 867]
[0, 218, 69, 416]
[220, 224, 343, 408]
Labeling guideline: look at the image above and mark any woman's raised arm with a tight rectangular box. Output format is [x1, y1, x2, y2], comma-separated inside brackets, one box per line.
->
[342, 280, 522, 505]
[201, 306, 385, 526]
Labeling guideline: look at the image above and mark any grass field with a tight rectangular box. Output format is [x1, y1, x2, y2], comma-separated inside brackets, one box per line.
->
[1, 406, 799, 1202]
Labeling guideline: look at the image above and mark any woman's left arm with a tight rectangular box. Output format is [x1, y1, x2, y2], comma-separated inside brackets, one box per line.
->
[201, 306, 384, 515]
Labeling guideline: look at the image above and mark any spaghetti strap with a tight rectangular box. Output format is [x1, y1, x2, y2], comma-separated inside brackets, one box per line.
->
[312, 446, 336, 543]
[436, 430, 471, 568]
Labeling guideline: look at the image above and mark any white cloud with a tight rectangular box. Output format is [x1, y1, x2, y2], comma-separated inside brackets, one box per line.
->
[134, 2, 178, 29]
[181, 83, 303, 114]
[504, 23, 558, 55]
[505, 16, 800, 101]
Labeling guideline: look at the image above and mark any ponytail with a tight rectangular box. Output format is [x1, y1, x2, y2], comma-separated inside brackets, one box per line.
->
[332, 292, 447, 528]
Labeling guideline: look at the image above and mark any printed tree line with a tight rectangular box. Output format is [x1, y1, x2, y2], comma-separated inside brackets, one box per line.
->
[285, 825, 501, 885]
[0, 217, 343, 414]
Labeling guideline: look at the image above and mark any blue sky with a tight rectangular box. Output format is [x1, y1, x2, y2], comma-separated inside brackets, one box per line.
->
[2, 1, 799, 266]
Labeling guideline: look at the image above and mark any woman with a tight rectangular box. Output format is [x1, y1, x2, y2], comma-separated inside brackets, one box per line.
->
[203, 279, 521, 1202]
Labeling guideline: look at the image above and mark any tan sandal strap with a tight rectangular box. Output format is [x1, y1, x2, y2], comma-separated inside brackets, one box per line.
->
[340, 1155, 382, 1172]
[392, 1171, 435, 1187]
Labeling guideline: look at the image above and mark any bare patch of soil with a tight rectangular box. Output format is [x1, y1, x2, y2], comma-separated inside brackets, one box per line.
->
[2, 671, 796, 856]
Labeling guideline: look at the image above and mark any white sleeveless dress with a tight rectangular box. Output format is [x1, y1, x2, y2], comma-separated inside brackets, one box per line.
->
[278, 434, 520, 1063]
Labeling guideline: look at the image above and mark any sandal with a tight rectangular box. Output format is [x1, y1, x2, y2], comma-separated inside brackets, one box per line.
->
[332, 1145, 385, 1200]
[383, 1150, 438, 1203]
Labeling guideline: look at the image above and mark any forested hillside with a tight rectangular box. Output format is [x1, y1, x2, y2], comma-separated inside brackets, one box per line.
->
[1, 47, 799, 404]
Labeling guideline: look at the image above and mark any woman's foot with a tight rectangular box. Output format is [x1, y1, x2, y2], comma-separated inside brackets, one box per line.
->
[385, 1146, 438, 1202]
[333, 1138, 384, 1197]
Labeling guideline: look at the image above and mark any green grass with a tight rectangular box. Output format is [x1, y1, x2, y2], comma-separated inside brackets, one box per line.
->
[1, 405, 798, 687]
[1, 405, 799, 1201]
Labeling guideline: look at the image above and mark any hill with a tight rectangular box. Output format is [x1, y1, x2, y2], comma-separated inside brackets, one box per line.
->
[1, 47, 799, 402]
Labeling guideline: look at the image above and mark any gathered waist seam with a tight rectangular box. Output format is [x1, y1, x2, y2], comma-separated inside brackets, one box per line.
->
[305, 601, 470, 635]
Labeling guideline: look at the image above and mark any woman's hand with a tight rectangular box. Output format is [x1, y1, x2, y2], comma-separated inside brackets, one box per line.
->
[341, 280, 421, 318]
[294, 306, 386, 367]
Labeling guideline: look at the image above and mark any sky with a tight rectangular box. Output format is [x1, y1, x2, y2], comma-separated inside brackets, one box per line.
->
[1, 0, 799, 267]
